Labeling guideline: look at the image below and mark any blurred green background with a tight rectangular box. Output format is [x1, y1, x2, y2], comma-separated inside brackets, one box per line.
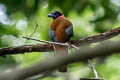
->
[0, 0, 120, 80]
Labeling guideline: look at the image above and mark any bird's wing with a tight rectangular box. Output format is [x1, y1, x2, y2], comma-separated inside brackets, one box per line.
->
[49, 29, 57, 42]
[66, 24, 73, 37]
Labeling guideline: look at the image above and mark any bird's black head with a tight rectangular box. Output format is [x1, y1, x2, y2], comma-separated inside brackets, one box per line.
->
[48, 11, 63, 19]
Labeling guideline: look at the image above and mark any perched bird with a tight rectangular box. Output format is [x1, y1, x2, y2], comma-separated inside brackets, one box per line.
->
[48, 11, 73, 72]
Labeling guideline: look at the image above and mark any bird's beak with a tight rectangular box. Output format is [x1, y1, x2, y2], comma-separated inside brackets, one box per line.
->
[48, 13, 54, 17]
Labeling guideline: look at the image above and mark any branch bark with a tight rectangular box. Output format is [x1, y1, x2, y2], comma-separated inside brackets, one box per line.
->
[0, 27, 120, 56]
[0, 44, 53, 56]
[0, 41, 120, 80]
[70, 27, 120, 46]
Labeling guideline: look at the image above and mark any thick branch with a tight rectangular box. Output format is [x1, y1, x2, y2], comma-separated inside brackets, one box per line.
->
[0, 44, 53, 56]
[0, 27, 120, 56]
[70, 27, 120, 46]
[0, 41, 120, 80]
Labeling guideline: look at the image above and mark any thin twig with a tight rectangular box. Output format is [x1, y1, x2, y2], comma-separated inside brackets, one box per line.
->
[29, 22, 39, 38]
[88, 60, 99, 78]
[71, 44, 80, 50]
[23, 36, 69, 46]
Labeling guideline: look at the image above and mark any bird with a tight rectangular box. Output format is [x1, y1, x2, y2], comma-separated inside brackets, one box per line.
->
[48, 11, 73, 72]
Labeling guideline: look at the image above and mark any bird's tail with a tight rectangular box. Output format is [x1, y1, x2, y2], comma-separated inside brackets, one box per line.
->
[54, 44, 68, 72]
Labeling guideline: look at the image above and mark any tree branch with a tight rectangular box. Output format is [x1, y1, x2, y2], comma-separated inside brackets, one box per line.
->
[0, 27, 120, 56]
[70, 27, 120, 46]
[0, 44, 53, 56]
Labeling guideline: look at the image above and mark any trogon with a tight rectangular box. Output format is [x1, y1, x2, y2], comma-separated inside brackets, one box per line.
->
[48, 11, 73, 72]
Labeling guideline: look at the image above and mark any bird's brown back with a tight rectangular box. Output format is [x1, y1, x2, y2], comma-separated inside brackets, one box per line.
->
[50, 16, 72, 43]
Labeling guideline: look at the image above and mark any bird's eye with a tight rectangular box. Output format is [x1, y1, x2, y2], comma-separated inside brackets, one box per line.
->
[54, 13, 57, 15]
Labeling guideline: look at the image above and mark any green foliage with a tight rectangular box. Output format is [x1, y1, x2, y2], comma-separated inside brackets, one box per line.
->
[0, 0, 120, 80]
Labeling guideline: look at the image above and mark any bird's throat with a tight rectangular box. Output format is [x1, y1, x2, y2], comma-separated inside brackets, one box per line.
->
[59, 15, 64, 18]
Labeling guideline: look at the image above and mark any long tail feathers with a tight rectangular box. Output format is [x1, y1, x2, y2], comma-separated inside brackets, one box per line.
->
[53, 44, 68, 72]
